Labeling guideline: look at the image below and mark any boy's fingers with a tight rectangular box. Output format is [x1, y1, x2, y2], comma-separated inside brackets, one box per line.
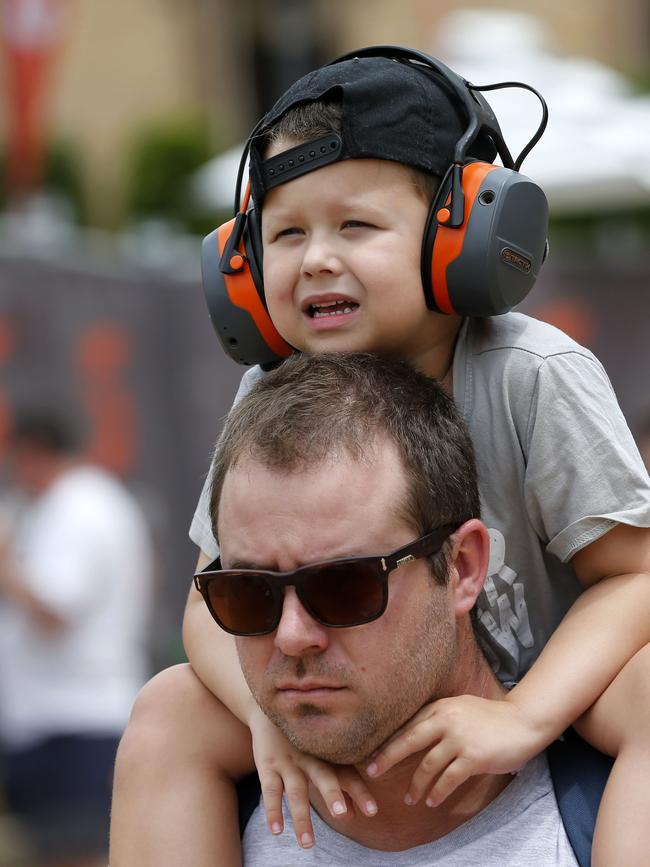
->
[259, 768, 285, 836]
[367, 720, 440, 778]
[303, 763, 349, 819]
[405, 743, 455, 804]
[284, 775, 316, 849]
[337, 768, 378, 818]
[424, 758, 473, 808]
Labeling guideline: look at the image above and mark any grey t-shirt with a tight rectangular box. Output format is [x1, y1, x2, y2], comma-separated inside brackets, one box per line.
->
[190, 313, 650, 683]
[241, 754, 578, 866]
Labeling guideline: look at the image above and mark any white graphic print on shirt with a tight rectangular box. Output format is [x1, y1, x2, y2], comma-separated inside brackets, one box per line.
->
[475, 529, 534, 676]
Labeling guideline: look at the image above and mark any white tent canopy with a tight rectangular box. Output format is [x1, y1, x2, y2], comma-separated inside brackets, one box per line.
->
[437, 10, 650, 214]
[192, 10, 650, 216]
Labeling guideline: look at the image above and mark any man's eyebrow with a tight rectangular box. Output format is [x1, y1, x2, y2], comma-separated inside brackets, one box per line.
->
[225, 559, 277, 571]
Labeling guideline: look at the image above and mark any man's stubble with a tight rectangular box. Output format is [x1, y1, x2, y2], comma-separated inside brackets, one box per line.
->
[238, 583, 457, 766]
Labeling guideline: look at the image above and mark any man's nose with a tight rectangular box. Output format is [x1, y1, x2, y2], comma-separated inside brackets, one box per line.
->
[274, 587, 329, 656]
[301, 234, 343, 279]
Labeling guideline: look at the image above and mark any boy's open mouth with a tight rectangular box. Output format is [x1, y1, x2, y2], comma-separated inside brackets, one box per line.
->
[308, 299, 360, 318]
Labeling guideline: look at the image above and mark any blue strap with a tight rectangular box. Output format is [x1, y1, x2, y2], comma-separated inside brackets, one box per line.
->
[546, 731, 613, 867]
[237, 772, 262, 837]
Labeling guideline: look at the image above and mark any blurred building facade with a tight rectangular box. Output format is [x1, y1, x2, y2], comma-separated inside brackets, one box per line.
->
[0, 0, 648, 668]
[1, 0, 649, 225]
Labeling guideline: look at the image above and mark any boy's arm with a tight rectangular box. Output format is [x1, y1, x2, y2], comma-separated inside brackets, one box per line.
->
[505, 522, 650, 739]
[367, 522, 650, 804]
[182, 551, 259, 726]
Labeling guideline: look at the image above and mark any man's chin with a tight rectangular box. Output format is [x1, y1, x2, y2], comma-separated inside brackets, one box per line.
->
[270, 707, 381, 766]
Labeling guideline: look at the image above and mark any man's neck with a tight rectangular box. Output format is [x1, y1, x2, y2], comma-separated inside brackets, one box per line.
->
[310, 648, 511, 851]
[312, 763, 512, 851]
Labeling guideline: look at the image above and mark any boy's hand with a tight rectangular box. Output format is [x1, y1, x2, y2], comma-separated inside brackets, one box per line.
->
[249, 708, 378, 849]
[365, 694, 544, 807]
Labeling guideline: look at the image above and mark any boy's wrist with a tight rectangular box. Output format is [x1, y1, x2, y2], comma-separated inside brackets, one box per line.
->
[503, 687, 562, 751]
[246, 699, 267, 728]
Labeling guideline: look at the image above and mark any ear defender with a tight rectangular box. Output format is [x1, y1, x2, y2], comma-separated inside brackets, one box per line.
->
[201, 186, 292, 367]
[421, 161, 549, 316]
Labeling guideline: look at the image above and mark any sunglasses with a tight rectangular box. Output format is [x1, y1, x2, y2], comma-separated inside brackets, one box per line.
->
[193, 524, 457, 636]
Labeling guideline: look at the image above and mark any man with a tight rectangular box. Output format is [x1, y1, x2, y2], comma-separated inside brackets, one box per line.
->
[0, 410, 153, 867]
[195, 351, 580, 864]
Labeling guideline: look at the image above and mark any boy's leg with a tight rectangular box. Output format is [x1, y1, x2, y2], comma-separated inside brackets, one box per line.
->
[110, 664, 255, 867]
[573, 643, 650, 867]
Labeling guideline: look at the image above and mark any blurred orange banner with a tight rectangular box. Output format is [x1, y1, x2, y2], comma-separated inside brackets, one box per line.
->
[2, 0, 71, 197]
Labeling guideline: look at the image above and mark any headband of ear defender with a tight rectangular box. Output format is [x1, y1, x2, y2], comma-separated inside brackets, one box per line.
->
[201, 45, 549, 367]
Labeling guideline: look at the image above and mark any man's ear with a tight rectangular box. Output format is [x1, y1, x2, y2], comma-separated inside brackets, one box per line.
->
[447, 519, 490, 617]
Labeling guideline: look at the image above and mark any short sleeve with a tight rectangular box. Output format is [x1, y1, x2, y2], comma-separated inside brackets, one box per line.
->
[189, 365, 266, 558]
[189, 477, 219, 559]
[523, 351, 650, 562]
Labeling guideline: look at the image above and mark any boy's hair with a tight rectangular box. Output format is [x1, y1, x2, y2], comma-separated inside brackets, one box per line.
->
[263, 97, 343, 152]
[209, 353, 480, 582]
[263, 98, 440, 203]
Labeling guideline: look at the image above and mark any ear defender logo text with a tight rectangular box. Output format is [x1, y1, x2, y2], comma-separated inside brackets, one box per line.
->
[500, 247, 532, 274]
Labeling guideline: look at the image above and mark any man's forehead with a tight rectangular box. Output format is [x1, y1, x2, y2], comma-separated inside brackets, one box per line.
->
[221, 447, 394, 504]
[222, 435, 405, 495]
[217, 444, 413, 562]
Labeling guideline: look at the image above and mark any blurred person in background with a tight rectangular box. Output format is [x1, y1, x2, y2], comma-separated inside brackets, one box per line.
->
[0, 410, 153, 867]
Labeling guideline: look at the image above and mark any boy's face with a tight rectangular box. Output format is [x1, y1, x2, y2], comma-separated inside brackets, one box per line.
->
[260, 152, 460, 373]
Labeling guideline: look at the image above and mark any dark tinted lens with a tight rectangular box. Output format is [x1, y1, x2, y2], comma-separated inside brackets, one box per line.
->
[206, 573, 277, 634]
[302, 561, 385, 626]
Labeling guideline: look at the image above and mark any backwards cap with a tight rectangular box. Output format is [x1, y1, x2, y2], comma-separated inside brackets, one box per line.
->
[248, 55, 498, 206]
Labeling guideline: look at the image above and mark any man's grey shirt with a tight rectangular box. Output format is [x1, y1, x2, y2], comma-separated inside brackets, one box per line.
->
[242, 754, 578, 865]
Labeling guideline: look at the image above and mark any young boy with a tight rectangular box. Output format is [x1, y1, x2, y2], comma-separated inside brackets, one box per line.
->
[110, 50, 650, 866]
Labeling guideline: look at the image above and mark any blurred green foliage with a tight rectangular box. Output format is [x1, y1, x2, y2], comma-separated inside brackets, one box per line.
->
[0, 140, 84, 218]
[625, 66, 650, 94]
[125, 118, 227, 234]
[47, 141, 85, 219]
[549, 208, 650, 250]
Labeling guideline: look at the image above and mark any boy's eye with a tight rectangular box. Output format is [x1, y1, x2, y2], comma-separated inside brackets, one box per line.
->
[342, 220, 375, 230]
[276, 226, 303, 238]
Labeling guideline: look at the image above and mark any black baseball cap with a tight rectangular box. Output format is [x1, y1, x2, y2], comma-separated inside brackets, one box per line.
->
[248, 53, 499, 206]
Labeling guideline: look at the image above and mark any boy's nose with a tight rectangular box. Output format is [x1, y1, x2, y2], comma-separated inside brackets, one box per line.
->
[301, 238, 344, 279]
[274, 587, 329, 656]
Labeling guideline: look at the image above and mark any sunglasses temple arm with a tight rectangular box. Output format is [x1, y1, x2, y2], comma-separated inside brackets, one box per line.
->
[387, 523, 459, 569]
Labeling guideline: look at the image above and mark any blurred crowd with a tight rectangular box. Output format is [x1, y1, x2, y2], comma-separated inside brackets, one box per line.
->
[0, 409, 153, 866]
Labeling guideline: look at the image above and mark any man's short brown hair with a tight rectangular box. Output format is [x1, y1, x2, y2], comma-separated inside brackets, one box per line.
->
[209, 353, 479, 582]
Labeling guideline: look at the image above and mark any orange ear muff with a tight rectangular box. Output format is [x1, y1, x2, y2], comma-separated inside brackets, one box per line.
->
[201, 207, 293, 367]
[216, 216, 292, 357]
[425, 162, 496, 315]
[421, 162, 548, 317]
